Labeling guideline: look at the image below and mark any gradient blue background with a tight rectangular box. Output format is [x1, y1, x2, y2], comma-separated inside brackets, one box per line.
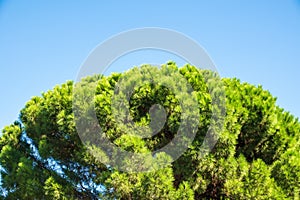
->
[1, 1, 300, 130]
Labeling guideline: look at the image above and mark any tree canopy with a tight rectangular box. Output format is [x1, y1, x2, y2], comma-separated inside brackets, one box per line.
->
[1, 62, 299, 199]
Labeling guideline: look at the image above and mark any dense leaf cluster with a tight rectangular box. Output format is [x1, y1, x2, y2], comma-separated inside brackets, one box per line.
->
[0, 62, 299, 199]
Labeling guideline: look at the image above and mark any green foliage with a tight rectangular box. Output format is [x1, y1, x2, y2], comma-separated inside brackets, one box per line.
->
[0, 62, 299, 199]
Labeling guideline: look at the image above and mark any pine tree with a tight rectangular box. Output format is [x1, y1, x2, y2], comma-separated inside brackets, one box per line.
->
[1, 62, 299, 199]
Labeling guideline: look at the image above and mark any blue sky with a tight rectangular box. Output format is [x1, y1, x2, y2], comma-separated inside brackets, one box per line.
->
[0, 1, 300, 130]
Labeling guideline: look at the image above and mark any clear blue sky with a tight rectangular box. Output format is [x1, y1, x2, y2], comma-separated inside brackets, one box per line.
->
[1, 1, 300, 130]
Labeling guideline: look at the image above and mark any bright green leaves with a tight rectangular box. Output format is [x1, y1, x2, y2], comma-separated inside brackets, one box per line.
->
[1, 79, 105, 199]
[20, 81, 82, 162]
[105, 167, 194, 200]
[0, 123, 22, 148]
[1, 62, 300, 199]
[222, 156, 286, 199]
[114, 135, 149, 153]
[224, 78, 287, 164]
[44, 177, 68, 200]
[0, 125, 46, 199]
[272, 148, 300, 197]
[0, 124, 24, 182]
[93, 63, 299, 198]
